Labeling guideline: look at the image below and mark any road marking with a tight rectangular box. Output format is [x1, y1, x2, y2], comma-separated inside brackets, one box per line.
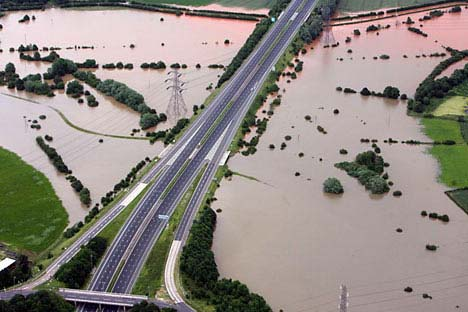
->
[121, 182, 148, 207]
[205, 123, 230, 161]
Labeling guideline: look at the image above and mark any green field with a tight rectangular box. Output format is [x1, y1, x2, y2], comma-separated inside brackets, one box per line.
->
[134, 0, 274, 9]
[422, 118, 465, 143]
[0, 147, 68, 254]
[433, 96, 468, 117]
[337, 0, 440, 12]
[422, 119, 468, 188]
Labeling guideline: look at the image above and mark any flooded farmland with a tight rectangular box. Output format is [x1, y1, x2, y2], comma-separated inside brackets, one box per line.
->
[212, 7, 468, 312]
[0, 7, 256, 223]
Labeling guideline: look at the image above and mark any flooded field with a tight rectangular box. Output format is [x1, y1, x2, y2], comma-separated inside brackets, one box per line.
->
[0, 8, 255, 223]
[213, 8, 468, 312]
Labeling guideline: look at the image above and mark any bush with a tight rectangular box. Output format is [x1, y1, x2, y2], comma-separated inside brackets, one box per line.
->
[426, 244, 437, 251]
[343, 87, 356, 93]
[393, 190, 402, 197]
[383, 86, 400, 99]
[323, 177, 344, 194]
[139, 113, 160, 130]
[360, 87, 371, 96]
[66, 80, 84, 96]
[55, 237, 107, 288]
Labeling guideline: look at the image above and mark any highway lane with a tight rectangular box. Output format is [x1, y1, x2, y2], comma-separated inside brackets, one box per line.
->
[83, 0, 306, 302]
[164, 0, 318, 308]
[108, 0, 310, 293]
[3, 1, 315, 310]
[102, 0, 317, 310]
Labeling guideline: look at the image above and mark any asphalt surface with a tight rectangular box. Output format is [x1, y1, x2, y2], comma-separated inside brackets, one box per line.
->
[1, 1, 316, 311]
[80, 0, 317, 311]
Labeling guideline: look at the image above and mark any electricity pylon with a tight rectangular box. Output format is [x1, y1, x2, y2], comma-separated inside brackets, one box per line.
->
[165, 70, 187, 121]
[339, 285, 349, 312]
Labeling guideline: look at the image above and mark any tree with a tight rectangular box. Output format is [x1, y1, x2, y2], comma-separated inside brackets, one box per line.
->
[49, 58, 78, 77]
[383, 86, 400, 99]
[0, 291, 74, 312]
[5, 62, 16, 74]
[66, 80, 84, 96]
[139, 113, 159, 130]
[360, 87, 371, 96]
[130, 301, 161, 312]
[79, 188, 91, 206]
[323, 177, 344, 194]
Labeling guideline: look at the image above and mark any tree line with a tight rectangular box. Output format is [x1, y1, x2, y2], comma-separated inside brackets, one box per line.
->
[408, 49, 468, 113]
[180, 206, 272, 312]
[36, 136, 92, 205]
[0, 291, 74, 312]
[54, 237, 107, 288]
[0, 255, 31, 289]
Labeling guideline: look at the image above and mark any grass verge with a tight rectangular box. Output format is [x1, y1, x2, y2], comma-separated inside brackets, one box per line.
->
[0, 147, 68, 255]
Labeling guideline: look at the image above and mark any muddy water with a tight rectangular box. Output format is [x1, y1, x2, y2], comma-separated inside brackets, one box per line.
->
[0, 8, 254, 223]
[212, 9, 468, 312]
[0, 8, 255, 134]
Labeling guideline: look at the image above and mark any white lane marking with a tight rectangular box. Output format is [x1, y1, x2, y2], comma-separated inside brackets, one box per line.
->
[290, 12, 299, 21]
[121, 182, 148, 207]
[167, 122, 202, 166]
[205, 122, 230, 161]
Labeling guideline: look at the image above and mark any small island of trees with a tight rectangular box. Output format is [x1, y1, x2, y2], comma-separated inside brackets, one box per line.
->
[323, 177, 344, 194]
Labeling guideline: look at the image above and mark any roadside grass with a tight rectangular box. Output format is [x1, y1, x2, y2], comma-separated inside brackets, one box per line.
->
[337, 0, 441, 12]
[132, 0, 274, 9]
[132, 166, 206, 297]
[433, 96, 468, 117]
[422, 118, 468, 188]
[0, 147, 68, 255]
[446, 188, 468, 214]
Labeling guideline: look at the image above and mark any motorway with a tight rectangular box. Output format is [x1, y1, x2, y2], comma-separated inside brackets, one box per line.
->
[2, 0, 317, 311]
[80, 0, 317, 310]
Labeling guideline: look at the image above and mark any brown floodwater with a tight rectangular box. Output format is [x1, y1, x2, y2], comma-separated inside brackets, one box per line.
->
[0, 8, 254, 223]
[212, 8, 468, 312]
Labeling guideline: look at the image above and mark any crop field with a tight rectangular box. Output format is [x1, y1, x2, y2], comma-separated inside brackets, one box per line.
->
[0, 147, 68, 254]
[135, 0, 274, 9]
[422, 119, 468, 188]
[433, 96, 468, 117]
[337, 0, 442, 12]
